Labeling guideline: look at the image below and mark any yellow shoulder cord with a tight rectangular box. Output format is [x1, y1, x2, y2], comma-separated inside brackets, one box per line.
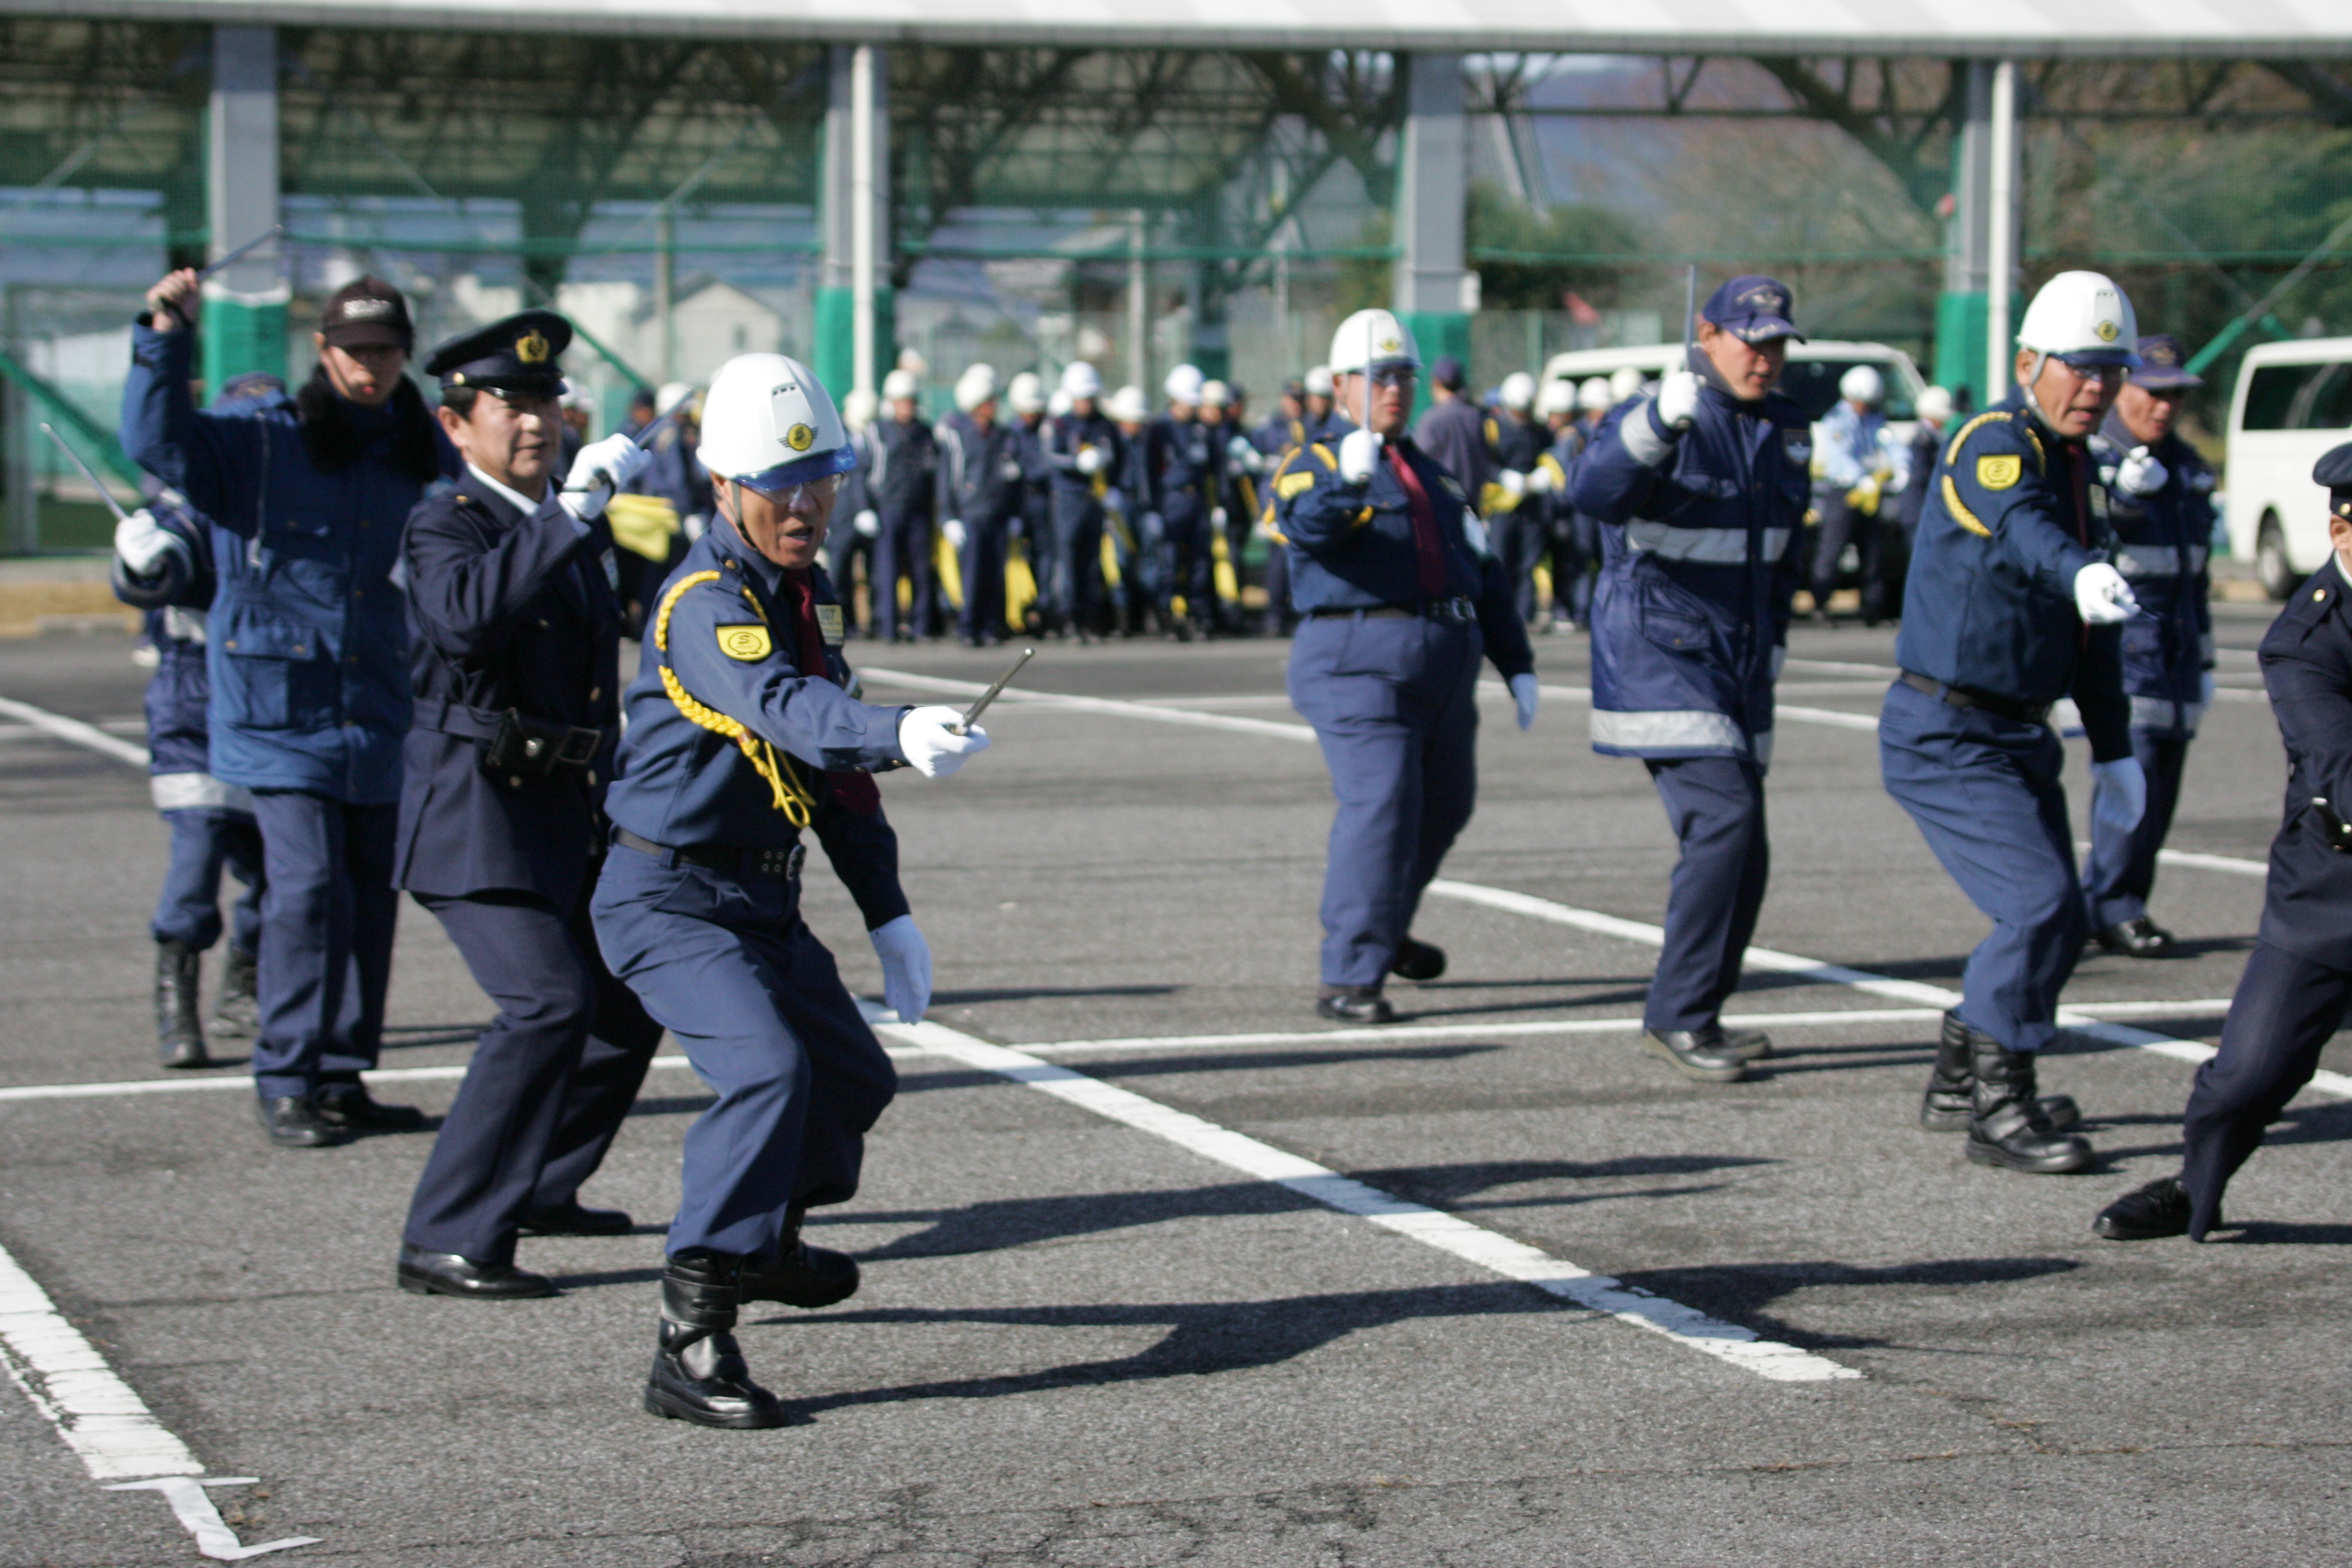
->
[652, 570, 818, 828]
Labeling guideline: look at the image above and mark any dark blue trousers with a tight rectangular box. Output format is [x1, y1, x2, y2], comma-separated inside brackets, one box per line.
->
[152, 808, 264, 953]
[248, 791, 399, 1101]
[1289, 614, 1481, 989]
[1491, 508, 1549, 625]
[1161, 499, 1214, 620]
[1880, 679, 2086, 1054]
[405, 885, 663, 1265]
[872, 506, 936, 642]
[2083, 728, 2192, 930]
[1554, 512, 1599, 624]
[958, 511, 1011, 644]
[2181, 941, 2352, 1240]
[1044, 495, 1106, 632]
[591, 846, 897, 1257]
[1642, 755, 1770, 1034]
[825, 524, 878, 637]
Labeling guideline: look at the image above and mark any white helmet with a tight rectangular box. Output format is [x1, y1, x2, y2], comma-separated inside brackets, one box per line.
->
[1061, 360, 1103, 399]
[2016, 270, 2140, 367]
[1609, 366, 1646, 403]
[1007, 371, 1046, 415]
[698, 352, 856, 495]
[1304, 364, 1334, 397]
[1538, 378, 1577, 418]
[1165, 362, 1205, 406]
[1327, 309, 1421, 377]
[840, 387, 877, 432]
[1108, 385, 1150, 424]
[954, 363, 999, 413]
[1577, 376, 1612, 413]
[1500, 371, 1537, 411]
[881, 368, 920, 403]
[1914, 385, 1954, 426]
[656, 381, 696, 418]
[1047, 387, 1073, 418]
[1839, 364, 1885, 406]
[895, 346, 928, 378]
[1200, 379, 1232, 409]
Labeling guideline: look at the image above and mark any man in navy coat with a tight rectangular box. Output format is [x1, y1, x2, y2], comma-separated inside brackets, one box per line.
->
[2097, 441, 2352, 1240]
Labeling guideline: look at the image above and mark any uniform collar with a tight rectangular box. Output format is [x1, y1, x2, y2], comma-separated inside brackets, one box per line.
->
[712, 513, 786, 595]
[2000, 387, 2087, 448]
[463, 462, 551, 517]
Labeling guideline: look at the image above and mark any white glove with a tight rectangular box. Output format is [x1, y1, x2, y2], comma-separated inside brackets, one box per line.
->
[942, 518, 968, 550]
[2115, 445, 2168, 497]
[854, 509, 880, 538]
[1338, 428, 1382, 485]
[2090, 756, 2148, 834]
[1499, 469, 1528, 499]
[1524, 464, 1556, 496]
[2074, 562, 2139, 625]
[2200, 670, 2216, 706]
[1075, 444, 1106, 476]
[1211, 506, 1228, 528]
[562, 433, 653, 521]
[897, 705, 991, 778]
[1510, 673, 1540, 731]
[1226, 434, 1259, 470]
[1654, 370, 1703, 432]
[869, 914, 933, 1024]
[113, 509, 183, 577]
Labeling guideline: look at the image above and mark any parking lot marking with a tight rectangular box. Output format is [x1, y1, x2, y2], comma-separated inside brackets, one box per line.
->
[0, 1240, 201, 1479]
[0, 695, 149, 767]
[102, 1477, 319, 1560]
[873, 1008, 1860, 1383]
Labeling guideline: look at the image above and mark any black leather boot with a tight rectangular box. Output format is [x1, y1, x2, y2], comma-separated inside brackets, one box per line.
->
[1388, 938, 1447, 983]
[643, 1251, 788, 1428]
[1966, 1035, 2093, 1174]
[211, 946, 258, 1038]
[154, 940, 208, 1070]
[740, 1206, 860, 1310]
[1923, 1013, 2083, 1132]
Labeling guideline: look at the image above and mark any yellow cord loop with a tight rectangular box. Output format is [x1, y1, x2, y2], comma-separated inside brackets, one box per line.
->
[652, 569, 818, 828]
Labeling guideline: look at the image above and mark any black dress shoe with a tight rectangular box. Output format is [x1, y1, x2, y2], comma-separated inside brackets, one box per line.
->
[1316, 988, 1396, 1025]
[1922, 1012, 2081, 1132]
[255, 1094, 346, 1148]
[2095, 917, 2177, 958]
[1966, 1036, 2093, 1174]
[313, 1083, 427, 1132]
[396, 1244, 556, 1299]
[1718, 1027, 1774, 1062]
[519, 1202, 634, 1236]
[644, 1251, 789, 1429]
[1389, 938, 1447, 983]
[155, 940, 209, 1070]
[740, 1209, 859, 1309]
[2094, 1175, 2198, 1240]
[1641, 1028, 1749, 1084]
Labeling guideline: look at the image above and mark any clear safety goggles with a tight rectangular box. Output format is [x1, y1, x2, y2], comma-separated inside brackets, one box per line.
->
[2051, 355, 2133, 385]
[732, 470, 843, 510]
[1343, 364, 1418, 389]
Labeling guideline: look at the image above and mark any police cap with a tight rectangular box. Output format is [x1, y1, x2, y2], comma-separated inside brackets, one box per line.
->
[1702, 275, 1803, 344]
[2315, 442, 2352, 522]
[424, 310, 572, 396]
[2129, 334, 2203, 391]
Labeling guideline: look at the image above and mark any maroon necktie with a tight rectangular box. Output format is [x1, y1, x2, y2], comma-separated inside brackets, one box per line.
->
[1385, 444, 1452, 600]
[781, 569, 881, 816]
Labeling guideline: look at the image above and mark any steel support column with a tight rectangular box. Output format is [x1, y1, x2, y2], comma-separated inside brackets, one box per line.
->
[202, 26, 285, 392]
[1934, 60, 1993, 407]
[818, 43, 891, 399]
[1392, 53, 1475, 389]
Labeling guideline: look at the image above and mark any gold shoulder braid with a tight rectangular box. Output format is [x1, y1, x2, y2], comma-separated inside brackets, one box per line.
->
[652, 569, 818, 828]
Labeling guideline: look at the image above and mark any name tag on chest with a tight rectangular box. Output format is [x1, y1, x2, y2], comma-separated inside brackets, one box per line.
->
[816, 603, 845, 646]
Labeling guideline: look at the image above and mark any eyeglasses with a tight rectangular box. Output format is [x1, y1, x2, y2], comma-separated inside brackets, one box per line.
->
[1349, 366, 1417, 389]
[2053, 358, 2128, 386]
[734, 471, 842, 511]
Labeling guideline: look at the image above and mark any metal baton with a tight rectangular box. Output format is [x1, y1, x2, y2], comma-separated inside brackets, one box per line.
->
[1682, 263, 1699, 364]
[194, 224, 285, 284]
[38, 424, 130, 524]
[951, 646, 1034, 736]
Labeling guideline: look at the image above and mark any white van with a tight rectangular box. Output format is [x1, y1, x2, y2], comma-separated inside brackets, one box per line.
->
[1538, 340, 1928, 428]
[2224, 336, 2352, 599]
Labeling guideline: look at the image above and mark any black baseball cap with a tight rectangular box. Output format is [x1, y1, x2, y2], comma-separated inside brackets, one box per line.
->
[319, 277, 414, 352]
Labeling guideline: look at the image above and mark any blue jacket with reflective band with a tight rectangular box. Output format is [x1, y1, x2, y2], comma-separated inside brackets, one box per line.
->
[1894, 389, 2130, 760]
[601, 517, 912, 927]
[110, 491, 244, 801]
[2090, 410, 2216, 737]
[1568, 367, 1809, 763]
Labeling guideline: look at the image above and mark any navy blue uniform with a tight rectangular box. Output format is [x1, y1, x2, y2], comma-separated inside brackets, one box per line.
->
[1253, 415, 1312, 634]
[1537, 422, 1596, 628]
[590, 517, 909, 1257]
[1273, 427, 1534, 987]
[1569, 366, 1809, 1034]
[1149, 413, 1215, 625]
[1485, 410, 1551, 625]
[825, 424, 879, 637]
[2081, 413, 2218, 932]
[865, 415, 937, 641]
[1881, 391, 2130, 1055]
[936, 410, 1023, 644]
[1043, 410, 1120, 635]
[395, 471, 662, 1266]
[1107, 424, 1162, 630]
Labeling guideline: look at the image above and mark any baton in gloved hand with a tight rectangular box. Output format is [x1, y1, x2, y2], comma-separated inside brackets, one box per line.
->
[950, 646, 1034, 736]
[1683, 264, 1698, 363]
[196, 224, 286, 285]
[39, 425, 130, 524]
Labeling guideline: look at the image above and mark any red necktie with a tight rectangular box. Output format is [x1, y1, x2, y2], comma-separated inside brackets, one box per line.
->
[782, 569, 881, 815]
[1385, 444, 1452, 600]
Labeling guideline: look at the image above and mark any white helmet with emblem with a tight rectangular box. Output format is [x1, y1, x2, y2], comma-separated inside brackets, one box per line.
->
[954, 362, 999, 413]
[1500, 371, 1537, 411]
[1839, 364, 1885, 405]
[1061, 360, 1103, 399]
[1165, 363, 1206, 407]
[881, 368, 921, 403]
[1007, 371, 1047, 415]
[1578, 376, 1612, 412]
[1538, 377, 1577, 418]
[1304, 364, 1334, 397]
[698, 352, 856, 496]
[2016, 271, 2141, 368]
[1326, 309, 1421, 378]
[1108, 385, 1150, 424]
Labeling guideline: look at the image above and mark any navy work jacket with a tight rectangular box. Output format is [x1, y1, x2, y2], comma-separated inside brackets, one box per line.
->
[1150, 415, 1213, 520]
[1045, 411, 1120, 517]
[602, 518, 912, 930]
[867, 416, 936, 518]
[2092, 411, 2217, 738]
[1894, 389, 2130, 760]
[1568, 363, 1809, 763]
[2255, 560, 2352, 971]
[393, 470, 625, 908]
[936, 411, 1024, 529]
[111, 491, 248, 809]
[121, 324, 454, 803]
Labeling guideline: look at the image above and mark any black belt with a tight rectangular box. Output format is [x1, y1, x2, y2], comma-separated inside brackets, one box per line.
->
[416, 698, 609, 768]
[614, 827, 805, 881]
[1899, 671, 2051, 726]
[1310, 597, 1477, 624]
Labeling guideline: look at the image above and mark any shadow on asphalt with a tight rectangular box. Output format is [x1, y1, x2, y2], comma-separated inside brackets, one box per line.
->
[1615, 1255, 2083, 1351]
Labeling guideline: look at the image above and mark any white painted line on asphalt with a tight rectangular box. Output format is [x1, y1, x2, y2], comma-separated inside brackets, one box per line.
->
[871, 1006, 1860, 1383]
[0, 1240, 201, 1479]
[1424, 878, 2352, 1100]
[0, 694, 149, 768]
[2069, 840, 2268, 879]
[103, 1477, 319, 1560]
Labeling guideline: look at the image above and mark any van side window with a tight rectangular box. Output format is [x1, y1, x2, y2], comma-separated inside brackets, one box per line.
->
[2243, 363, 2352, 431]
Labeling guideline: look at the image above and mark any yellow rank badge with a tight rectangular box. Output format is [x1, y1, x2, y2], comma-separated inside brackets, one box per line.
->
[1977, 455, 2022, 491]
[716, 624, 772, 661]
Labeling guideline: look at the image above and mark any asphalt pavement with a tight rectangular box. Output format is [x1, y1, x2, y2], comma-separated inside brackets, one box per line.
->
[1, 603, 2346, 1567]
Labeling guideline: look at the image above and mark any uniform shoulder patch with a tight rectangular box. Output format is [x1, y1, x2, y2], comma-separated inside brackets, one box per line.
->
[1275, 470, 1318, 501]
[715, 624, 773, 661]
[1976, 454, 2023, 491]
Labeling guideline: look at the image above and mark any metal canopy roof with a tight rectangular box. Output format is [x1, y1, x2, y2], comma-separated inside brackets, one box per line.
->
[7, 0, 2349, 57]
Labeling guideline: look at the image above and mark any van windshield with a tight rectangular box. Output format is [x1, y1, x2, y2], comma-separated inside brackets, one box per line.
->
[1778, 358, 1915, 423]
[2241, 362, 2352, 431]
